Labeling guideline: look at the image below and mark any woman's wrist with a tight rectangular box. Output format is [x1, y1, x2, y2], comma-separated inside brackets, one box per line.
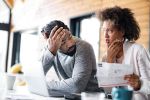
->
[134, 80, 141, 91]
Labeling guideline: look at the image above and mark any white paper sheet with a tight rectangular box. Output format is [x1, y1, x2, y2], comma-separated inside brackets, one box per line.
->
[3, 93, 33, 100]
[96, 62, 133, 87]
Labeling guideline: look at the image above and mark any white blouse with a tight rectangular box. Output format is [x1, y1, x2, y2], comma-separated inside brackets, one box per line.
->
[122, 41, 150, 100]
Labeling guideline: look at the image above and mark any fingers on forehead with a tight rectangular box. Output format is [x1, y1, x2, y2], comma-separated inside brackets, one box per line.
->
[55, 27, 64, 34]
[61, 31, 67, 40]
[53, 27, 64, 39]
[50, 26, 58, 37]
[50, 26, 64, 38]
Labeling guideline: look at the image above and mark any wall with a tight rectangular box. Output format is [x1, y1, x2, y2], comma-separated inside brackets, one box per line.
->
[12, 0, 150, 61]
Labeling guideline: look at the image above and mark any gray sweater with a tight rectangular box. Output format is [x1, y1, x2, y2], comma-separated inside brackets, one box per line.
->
[41, 37, 102, 93]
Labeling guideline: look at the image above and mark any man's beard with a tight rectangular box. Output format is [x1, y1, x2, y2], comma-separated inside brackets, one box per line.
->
[63, 45, 76, 56]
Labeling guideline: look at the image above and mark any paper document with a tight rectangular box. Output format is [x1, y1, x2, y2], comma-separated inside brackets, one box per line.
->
[96, 62, 133, 87]
[4, 93, 33, 100]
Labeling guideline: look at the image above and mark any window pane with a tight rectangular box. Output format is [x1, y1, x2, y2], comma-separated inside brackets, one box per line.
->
[0, 0, 9, 23]
[20, 31, 39, 65]
[80, 17, 100, 62]
[0, 30, 8, 72]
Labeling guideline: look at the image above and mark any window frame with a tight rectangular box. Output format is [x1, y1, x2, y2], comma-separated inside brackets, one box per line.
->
[0, 0, 12, 72]
[70, 13, 95, 37]
[11, 29, 39, 67]
[70, 13, 100, 61]
[11, 32, 21, 66]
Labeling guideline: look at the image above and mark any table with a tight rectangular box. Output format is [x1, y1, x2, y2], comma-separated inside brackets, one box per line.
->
[0, 73, 111, 100]
[0, 86, 112, 100]
[1, 86, 65, 100]
[0, 72, 63, 100]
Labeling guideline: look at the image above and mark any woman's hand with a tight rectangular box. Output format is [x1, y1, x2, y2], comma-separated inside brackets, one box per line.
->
[106, 40, 123, 63]
[124, 74, 141, 91]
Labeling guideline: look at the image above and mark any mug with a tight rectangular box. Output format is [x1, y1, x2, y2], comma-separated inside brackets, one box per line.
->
[6, 74, 16, 90]
[111, 87, 133, 100]
[81, 92, 105, 100]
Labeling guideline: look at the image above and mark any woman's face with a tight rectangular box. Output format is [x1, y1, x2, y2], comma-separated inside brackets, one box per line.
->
[101, 20, 124, 48]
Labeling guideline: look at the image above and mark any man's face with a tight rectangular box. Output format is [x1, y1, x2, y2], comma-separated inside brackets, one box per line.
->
[59, 29, 76, 56]
[101, 20, 124, 48]
[42, 27, 76, 56]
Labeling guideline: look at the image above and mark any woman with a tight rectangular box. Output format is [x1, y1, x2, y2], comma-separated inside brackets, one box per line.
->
[99, 6, 150, 100]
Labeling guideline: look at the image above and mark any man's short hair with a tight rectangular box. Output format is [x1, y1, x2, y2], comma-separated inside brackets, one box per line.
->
[41, 20, 69, 36]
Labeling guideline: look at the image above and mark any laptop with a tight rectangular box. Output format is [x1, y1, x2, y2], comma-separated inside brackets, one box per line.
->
[24, 61, 81, 99]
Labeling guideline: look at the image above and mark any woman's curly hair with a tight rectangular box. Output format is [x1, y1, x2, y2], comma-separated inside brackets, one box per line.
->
[99, 6, 140, 41]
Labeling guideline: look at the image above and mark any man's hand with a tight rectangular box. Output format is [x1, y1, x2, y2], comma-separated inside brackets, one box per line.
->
[124, 74, 141, 91]
[47, 26, 66, 55]
[106, 39, 123, 63]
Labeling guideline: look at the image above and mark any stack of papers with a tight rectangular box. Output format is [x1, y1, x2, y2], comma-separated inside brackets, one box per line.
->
[96, 62, 133, 87]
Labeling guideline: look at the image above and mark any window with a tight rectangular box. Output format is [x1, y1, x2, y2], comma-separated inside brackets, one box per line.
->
[70, 13, 100, 62]
[0, 0, 10, 23]
[11, 29, 59, 80]
[11, 29, 40, 66]
[20, 31, 39, 65]
[0, 31, 8, 72]
[0, 0, 11, 72]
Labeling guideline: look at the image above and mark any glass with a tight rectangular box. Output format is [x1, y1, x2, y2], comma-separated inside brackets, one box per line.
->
[6, 74, 16, 90]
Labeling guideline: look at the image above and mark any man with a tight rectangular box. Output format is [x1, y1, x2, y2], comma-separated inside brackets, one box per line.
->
[41, 20, 103, 93]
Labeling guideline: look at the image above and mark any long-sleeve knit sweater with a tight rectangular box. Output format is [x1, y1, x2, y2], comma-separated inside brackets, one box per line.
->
[41, 37, 103, 93]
